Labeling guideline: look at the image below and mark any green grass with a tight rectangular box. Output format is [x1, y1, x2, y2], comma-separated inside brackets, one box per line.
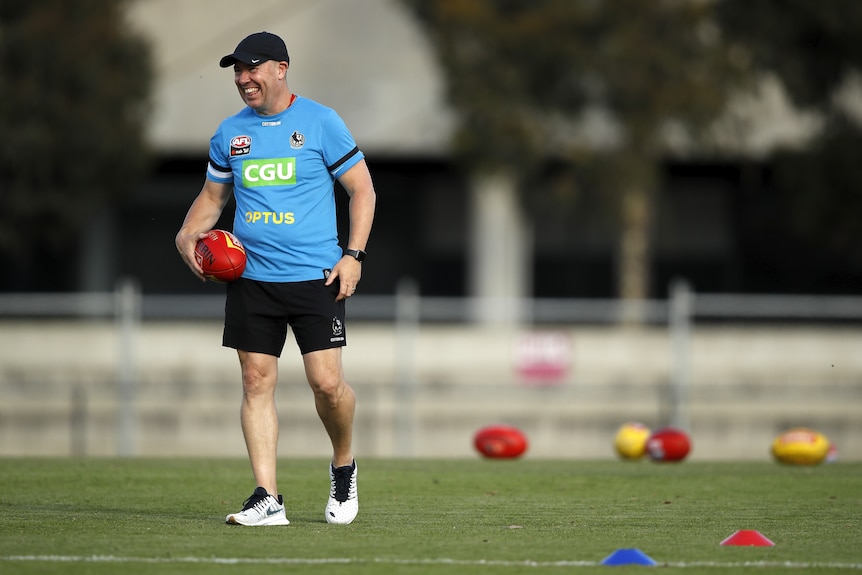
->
[0, 458, 860, 574]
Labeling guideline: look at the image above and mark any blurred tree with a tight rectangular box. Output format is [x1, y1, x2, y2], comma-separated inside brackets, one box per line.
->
[718, 0, 862, 290]
[402, 0, 748, 315]
[0, 0, 151, 289]
[718, 0, 862, 109]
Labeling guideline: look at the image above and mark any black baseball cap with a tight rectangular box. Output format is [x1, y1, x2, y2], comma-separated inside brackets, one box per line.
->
[219, 32, 289, 68]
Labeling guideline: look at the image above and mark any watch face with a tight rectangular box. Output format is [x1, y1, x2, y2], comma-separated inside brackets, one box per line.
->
[347, 249, 365, 262]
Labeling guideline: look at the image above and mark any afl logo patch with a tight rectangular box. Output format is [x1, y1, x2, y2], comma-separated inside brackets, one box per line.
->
[290, 131, 305, 149]
[230, 135, 251, 156]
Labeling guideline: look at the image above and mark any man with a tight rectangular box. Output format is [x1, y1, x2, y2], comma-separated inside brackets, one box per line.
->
[175, 31, 376, 526]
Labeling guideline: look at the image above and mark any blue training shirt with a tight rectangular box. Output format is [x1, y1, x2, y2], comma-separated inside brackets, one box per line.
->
[206, 96, 364, 282]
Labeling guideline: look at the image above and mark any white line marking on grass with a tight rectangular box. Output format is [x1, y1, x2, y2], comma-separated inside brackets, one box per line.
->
[666, 561, 862, 570]
[2, 556, 352, 565]
[2, 555, 862, 569]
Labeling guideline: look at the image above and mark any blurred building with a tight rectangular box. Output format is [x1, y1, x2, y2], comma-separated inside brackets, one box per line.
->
[65, 0, 859, 298]
[85, 0, 462, 295]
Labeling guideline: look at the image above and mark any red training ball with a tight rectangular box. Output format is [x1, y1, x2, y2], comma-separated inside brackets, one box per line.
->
[646, 427, 691, 462]
[194, 229, 247, 282]
[473, 424, 528, 459]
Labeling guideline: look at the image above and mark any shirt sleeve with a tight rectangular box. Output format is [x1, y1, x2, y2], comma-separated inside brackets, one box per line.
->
[206, 124, 233, 183]
[321, 110, 364, 177]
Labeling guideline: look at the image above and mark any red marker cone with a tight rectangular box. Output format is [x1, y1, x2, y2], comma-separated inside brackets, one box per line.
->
[720, 530, 775, 547]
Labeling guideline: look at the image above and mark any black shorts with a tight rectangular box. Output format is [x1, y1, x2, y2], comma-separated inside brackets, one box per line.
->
[223, 278, 346, 357]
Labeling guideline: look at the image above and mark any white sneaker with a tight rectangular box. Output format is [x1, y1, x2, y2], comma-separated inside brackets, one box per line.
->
[226, 487, 290, 526]
[325, 461, 358, 524]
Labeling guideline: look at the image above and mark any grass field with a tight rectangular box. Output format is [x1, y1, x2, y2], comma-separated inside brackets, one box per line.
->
[1, 458, 860, 574]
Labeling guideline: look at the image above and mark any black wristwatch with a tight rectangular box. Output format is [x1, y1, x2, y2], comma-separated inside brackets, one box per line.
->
[344, 248, 366, 262]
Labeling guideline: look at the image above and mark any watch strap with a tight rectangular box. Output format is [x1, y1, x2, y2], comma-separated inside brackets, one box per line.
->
[344, 248, 366, 262]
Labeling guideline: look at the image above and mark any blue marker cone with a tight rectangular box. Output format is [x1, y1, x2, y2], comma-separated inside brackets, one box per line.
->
[600, 548, 658, 566]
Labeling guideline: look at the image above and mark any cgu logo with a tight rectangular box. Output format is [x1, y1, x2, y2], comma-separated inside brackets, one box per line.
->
[242, 158, 297, 187]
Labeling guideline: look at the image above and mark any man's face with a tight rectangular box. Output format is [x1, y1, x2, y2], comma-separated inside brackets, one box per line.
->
[233, 60, 286, 115]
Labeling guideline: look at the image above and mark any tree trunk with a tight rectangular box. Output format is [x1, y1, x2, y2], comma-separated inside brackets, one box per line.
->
[469, 171, 532, 324]
[617, 185, 652, 324]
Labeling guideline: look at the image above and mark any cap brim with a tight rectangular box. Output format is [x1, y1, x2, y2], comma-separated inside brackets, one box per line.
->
[219, 54, 238, 68]
[219, 51, 270, 68]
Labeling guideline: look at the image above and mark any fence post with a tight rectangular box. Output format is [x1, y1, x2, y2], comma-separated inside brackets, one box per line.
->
[115, 278, 140, 457]
[669, 279, 693, 431]
[70, 385, 87, 457]
[394, 277, 420, 457]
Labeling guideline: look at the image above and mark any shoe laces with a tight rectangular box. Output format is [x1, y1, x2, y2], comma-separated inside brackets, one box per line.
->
[330, 464, 356, 503]
[241, 487, 271, 512]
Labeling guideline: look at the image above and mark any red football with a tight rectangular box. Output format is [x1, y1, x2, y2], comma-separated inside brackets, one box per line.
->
[473, 425, 528, 459]
[646, 427, 691, 462]
[194, 229, 246, 282]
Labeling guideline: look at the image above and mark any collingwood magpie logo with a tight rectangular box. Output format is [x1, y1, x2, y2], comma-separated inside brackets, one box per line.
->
[290, 131, 305, 149]
[330, 317, 344, 343]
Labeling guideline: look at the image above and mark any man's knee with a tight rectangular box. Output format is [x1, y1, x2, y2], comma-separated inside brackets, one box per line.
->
[311, 376, 349, 405]
[239, 351, 278, 396]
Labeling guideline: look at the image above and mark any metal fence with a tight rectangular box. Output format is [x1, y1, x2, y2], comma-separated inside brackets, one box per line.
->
[2, 279, 861, 458]
[5, 279, 862, 323]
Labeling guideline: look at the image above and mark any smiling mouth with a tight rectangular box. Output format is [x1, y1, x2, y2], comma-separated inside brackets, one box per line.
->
[243, 87, 260, 97]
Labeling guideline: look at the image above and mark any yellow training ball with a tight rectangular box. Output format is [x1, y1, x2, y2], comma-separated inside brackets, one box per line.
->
[614, 422, 651, 460]
[771, 428, 831, 465]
